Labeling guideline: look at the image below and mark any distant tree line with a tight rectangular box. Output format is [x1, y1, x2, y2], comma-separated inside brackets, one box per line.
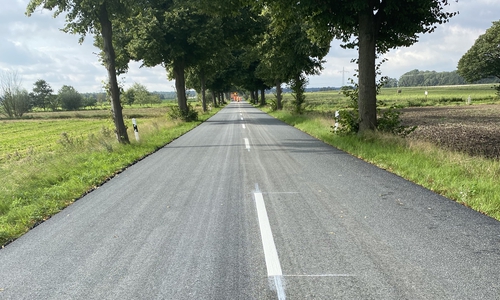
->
[0, 73, 168, 118]
[383, 69, 499, 88]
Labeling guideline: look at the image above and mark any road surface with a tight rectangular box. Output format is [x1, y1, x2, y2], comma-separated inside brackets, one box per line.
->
[1, 102, 499, 299]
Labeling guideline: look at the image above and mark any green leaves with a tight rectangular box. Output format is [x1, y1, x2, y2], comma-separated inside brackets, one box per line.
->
[458, 21, 500, 84]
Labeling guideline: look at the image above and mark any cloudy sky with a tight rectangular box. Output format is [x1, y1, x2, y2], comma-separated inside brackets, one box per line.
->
[1, 0, 498, 93]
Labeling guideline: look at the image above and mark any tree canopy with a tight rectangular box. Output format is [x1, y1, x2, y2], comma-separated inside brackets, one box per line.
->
[458, 20, 500, 84]
[264, 0, 456, 131]
[30, 79, 53, 111]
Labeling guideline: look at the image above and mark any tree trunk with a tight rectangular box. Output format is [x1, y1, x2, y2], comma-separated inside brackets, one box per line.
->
[276, 81, 283, 110]
[357, 9, 378, 132]
[201, 71, 207, 112]
[260, 88, 266, 105]
[173, 60, 188, 113]
[211, 90, 217, 107]
[98, 3, 129, 144]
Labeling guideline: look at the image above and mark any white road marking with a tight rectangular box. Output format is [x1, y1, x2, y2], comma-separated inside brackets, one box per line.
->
[244, 138, 250, 151]
[284, 274, 355, 277]
[241, 117, 244, 121]
[254, 190, 286, 299]
[242, 124, 246, 129]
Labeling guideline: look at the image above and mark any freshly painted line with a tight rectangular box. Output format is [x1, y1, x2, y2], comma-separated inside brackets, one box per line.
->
[254, 191, 286, 299]
[242, 124, 246, 129]
[244, 138, 250, 151]
[254, 192, 283, 277]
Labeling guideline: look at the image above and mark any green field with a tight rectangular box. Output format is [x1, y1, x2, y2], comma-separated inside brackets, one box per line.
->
[1, 119, 108, 161]
[279, 84, 499, 111]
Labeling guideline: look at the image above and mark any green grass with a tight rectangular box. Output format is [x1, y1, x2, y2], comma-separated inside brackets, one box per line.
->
[266, 106, 500, 222]
[0, 105, 221, 247]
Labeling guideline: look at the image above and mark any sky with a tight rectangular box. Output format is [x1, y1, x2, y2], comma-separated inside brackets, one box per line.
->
[1, 0, 498, 93]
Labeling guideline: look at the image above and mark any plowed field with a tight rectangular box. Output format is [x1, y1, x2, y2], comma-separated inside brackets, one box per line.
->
[402, 105, 500, 160]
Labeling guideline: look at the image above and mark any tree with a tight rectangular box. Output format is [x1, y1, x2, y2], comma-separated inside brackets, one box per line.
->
[121, 88, 135, 106]
[31, 79, 53, 111]
[126, 2, 221, 118]
[0, 71, 32, 118]
[58, 85, 83, 110]
[27, 0, 130, 143]
[383, 77, 398, 88]
[186, 5, 266, 111]
[458, 20, 500, 94]
[83, 96, 97, 109]
[256, 6, 329, 111]
[279, 0, 456, 132]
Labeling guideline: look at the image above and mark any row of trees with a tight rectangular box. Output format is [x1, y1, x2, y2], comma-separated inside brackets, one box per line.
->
[383, 70, 499, 88]
[26, 0, 457, 142]
[0, 75, 165, 117]
[0, 76, 94, 118]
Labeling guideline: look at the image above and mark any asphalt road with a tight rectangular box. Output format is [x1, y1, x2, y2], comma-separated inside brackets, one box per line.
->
[1, 102, 499, 299]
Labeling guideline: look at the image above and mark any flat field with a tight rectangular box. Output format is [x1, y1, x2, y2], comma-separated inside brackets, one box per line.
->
[1, 119, 109, 161]
[280, 84, 499, 111]
[1, 105, 171, 162]
[402, 104, 500, 160]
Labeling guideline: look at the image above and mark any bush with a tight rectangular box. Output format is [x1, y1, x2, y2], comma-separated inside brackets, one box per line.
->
[0, 89, 32, 118]
[333, 75, 416, 137]
[0, 71, 32, 118]
[268, 98, 278, 112]
[167, 104, 198, 122]
[377, 106, 417, 137]
[58, 85, 83, 111]
[83, 97, 97, 109]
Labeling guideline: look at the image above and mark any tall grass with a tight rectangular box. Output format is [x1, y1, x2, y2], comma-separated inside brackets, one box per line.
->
[268, 109, 500, 221]
[0, 107, 221, 247]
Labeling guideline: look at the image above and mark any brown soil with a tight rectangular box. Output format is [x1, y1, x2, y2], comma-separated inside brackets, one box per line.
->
[401, 104, 500, 160]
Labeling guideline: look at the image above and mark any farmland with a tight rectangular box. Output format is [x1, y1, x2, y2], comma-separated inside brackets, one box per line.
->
[279, 84, 499, 112]
[0, 105, 171, 162]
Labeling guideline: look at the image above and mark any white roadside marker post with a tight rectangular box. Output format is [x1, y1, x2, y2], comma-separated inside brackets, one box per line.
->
[334, 110, 340, 132]
[132, 118, 140, 142]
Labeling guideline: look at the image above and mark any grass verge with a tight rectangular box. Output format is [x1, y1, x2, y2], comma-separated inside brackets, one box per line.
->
[267, 109, 500, 221]
[0, 107, 221, 247]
